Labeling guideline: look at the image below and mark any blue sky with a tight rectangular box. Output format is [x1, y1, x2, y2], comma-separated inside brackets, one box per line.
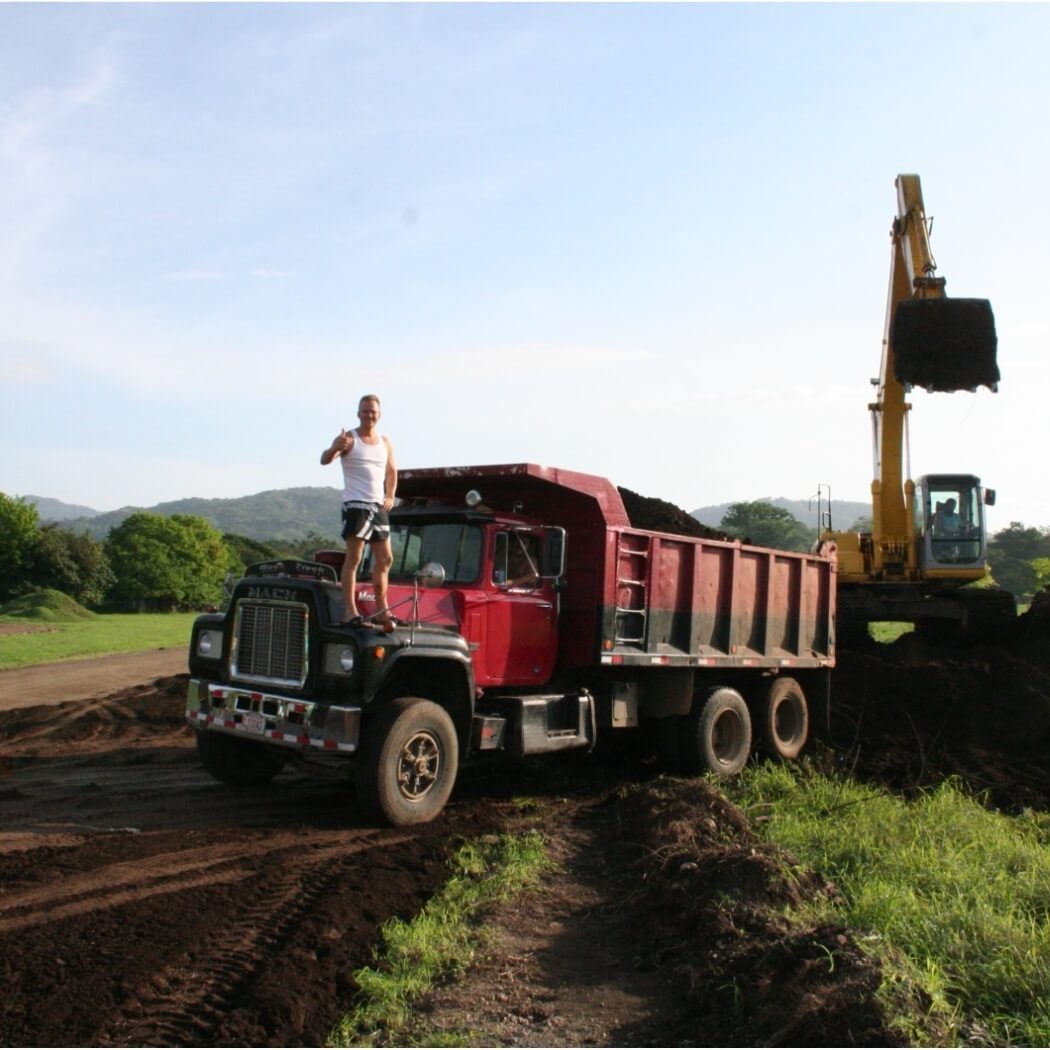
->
[2, 3, 1048, 530]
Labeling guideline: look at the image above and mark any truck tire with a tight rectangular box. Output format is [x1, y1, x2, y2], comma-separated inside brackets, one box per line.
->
[681, 686, 751, 777]
[356, 698, 459, 827]
[758, 677, 809, 761]
[195, 729, 286, 786]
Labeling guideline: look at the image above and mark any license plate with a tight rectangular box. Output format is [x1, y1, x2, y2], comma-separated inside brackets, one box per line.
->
[241, 712, 267, 735]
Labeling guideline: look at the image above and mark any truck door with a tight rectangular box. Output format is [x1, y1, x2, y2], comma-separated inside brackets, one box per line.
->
[484, 529, 558, 685]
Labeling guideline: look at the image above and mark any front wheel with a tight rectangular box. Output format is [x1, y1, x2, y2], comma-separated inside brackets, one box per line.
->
[356, 698, 459, 826]
[681, 686, 751, 777]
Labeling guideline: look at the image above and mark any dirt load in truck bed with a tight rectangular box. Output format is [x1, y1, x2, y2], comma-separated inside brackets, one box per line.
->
[617, 486, 735, 541]
[1, 607, 1049, 1046]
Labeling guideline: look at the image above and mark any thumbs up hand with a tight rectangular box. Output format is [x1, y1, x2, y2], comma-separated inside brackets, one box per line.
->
[332, 428, 352, 455]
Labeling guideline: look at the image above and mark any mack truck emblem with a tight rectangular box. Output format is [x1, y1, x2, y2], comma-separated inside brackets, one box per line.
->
[247, 586, 298, 602]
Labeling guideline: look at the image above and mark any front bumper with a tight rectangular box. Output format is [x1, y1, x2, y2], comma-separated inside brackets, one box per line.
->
[186, 679, 361, 754]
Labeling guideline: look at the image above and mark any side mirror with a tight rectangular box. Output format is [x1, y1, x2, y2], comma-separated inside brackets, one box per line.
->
[984, 488, 997, 507]
[542, 528, 567, 578]
[415, 561, 446, 588]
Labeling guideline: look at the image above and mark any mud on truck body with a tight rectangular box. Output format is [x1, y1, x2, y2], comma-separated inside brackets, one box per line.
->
[187, 464, 837, 825]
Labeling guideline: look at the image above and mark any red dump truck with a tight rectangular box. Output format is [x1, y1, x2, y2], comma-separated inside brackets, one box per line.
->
[186, 464, 836, 825]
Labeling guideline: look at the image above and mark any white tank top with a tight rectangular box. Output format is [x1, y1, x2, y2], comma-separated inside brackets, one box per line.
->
[341, 430, 388, 504]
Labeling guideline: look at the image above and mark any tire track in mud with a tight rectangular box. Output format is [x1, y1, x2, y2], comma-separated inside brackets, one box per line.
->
[93, 829, 418, 1048]
[0, 828, 386, 931]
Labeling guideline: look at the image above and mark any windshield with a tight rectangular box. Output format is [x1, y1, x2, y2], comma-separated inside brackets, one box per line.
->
[359, 522, 482, 584]
[926, 482, 982, 565]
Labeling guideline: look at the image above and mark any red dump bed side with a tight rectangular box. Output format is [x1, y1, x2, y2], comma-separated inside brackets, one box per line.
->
[397, 464, 836, 672]
[601, 528, 835, 670]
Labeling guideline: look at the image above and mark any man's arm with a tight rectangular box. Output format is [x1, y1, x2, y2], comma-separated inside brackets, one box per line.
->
[321, 428, 353, 465]
[383, 437, 397, 511]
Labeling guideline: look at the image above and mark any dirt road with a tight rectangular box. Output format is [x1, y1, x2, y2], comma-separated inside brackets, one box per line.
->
[0, 648, 186, 710]
[2, 621, 1048, 1047]
[0, 673, 510, 1046]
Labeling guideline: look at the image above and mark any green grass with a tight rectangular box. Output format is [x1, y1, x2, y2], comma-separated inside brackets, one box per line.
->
[869, 621, 914, 643]
[0, 590, 195, 669]
[730, 765, 1050, 1046]
[329, 831, 551, 1048]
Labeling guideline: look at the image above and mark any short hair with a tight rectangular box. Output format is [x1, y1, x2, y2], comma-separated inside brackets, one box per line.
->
[358, 394, 381, 409]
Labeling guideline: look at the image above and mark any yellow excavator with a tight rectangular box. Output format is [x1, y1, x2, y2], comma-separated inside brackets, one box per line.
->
[820, 174, 1015, 643]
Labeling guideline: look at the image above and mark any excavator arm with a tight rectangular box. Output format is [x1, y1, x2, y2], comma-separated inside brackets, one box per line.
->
[843, 174, 999, 582]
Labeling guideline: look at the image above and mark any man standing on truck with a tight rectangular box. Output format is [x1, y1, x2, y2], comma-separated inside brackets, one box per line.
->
[320, 394, 397, 626]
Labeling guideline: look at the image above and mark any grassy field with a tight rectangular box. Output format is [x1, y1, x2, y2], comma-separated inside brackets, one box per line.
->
[730, 765, 1050, 1046]
[0, 589, 196, 669]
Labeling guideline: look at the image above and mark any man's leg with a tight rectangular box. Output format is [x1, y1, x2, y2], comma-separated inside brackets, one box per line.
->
[341, 537, 366, 621]
[371, 537, 394, 622]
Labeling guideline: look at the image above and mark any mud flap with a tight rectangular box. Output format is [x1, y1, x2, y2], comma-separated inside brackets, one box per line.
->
[891, 298, 999, 392]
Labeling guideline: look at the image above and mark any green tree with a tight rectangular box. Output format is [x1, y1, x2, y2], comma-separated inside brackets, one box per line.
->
[1031, 557, 1050, 595]
[30, 525, 114, 607]
[0, 492, 41, 600]
[720, 501, 815, 553]
[106, 512, 232, 611]
[223, 533, 279, 571]
[988, 522, 1050, 602]
[990, 522, 1050, 560]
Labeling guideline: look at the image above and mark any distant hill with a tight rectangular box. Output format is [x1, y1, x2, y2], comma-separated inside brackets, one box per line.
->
[32, 486, 872, 544]
[57, 487, 344, 542]
[24, 495, 101, 522]
[691, 497, 871, 533]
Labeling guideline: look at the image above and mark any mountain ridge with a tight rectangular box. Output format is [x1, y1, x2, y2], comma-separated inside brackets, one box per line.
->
[24, 489, 871, 542]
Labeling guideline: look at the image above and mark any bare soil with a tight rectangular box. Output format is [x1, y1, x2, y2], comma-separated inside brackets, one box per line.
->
[2, 609, 1049, 1047]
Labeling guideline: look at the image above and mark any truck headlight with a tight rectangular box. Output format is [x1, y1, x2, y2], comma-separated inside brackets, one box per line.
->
[324, 643, 357, 676]
[197, 630, 222, 657]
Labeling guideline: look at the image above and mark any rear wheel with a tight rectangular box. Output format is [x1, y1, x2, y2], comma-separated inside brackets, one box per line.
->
[757, 677, 809, 760]
[681, 686, 751, 777]
[356, 698, 459, 826]
[195, 730, 286, 785]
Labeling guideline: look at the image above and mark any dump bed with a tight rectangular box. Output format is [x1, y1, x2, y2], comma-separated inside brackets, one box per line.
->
[397, 463, 836, 672]
[600, 528, 835, 670]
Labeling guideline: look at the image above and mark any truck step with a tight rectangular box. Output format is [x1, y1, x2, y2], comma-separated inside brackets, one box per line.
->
[472, 691, 596, 757]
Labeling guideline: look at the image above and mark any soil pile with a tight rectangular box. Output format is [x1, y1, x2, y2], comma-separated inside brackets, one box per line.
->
[0, 675, 189, 757]
[614, 778, 904, 1046]
[832, 611, 1050, 811]
[618, 487, 733, 541]
[418, 777, 905, 1047]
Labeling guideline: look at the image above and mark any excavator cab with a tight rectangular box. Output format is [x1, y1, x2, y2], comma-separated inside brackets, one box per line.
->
[915, 474, 991, 574]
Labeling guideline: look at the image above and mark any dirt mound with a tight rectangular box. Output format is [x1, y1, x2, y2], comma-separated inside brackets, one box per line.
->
[831, 625, 1050, 812]
[613, 779, 905, 1046]
[417, 775, 904, 1048]
[0, 675, 190, 757]
[618, 487, 733, 541]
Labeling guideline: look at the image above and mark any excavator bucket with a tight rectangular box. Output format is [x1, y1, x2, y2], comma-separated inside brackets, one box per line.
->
[891, 297, 999, 392]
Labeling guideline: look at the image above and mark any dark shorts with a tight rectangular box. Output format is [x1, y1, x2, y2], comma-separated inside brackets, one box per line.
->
[341, 501, 391, 543]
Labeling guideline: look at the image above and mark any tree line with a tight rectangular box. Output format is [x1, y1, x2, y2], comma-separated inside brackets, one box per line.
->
[0, 492, 338, 611]
[3, 489, 1047, 611]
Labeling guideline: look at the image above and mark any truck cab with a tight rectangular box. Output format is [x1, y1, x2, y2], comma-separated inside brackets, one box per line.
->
[345, 501, 567, 688]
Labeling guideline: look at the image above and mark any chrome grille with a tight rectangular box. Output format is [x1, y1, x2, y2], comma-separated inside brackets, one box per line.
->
[231, 599, 309, 688]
